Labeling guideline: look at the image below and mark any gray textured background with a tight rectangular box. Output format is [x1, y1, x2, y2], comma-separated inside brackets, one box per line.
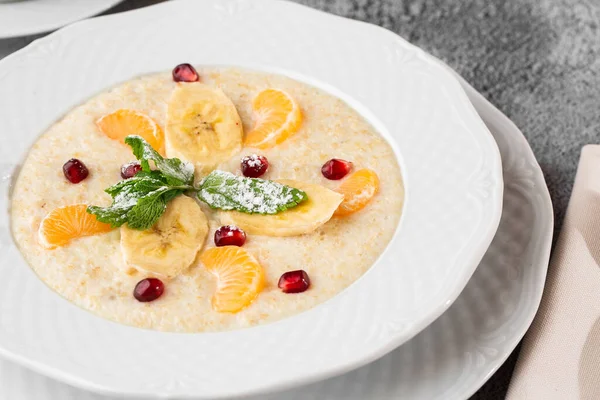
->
[2, 0, 597, 398]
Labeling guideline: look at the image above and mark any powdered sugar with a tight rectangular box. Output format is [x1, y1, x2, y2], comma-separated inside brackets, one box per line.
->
[242, 154, 263, 168]
[198, 170, 306, 214]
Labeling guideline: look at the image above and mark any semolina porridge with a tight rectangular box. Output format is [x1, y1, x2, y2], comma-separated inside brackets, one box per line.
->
[10, 66, 404, 332]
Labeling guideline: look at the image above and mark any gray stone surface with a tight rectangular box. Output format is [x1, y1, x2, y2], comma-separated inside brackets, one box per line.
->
[2, 0, 598, 398]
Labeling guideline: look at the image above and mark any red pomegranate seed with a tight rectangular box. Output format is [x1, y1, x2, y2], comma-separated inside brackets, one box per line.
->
[121, 162, 142, 179]
[241, 154, 269, 178]
[214, 225, 246, 247]
[172, 63, 199, 82]
[278, 270, 311, 293]
[134, 278, 164, 302]
[321, 158, 353, 180]
[62, 158, 89, 183]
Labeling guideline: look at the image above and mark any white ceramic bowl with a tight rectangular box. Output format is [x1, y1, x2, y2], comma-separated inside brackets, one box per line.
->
[0, 0, 503, 398]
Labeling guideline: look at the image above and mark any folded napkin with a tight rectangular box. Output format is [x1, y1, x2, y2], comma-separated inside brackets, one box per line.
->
[506, 145, 600, 399]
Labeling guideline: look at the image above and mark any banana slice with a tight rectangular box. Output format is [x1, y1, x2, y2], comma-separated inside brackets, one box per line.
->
[165, 83, 243, 167]
[121, 196, 208, 277]
[221, 180, 343, 237]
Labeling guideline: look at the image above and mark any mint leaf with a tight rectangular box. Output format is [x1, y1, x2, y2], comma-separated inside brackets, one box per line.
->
[87, 204, 131, 227]
[198, 170, 307, 214]
[87, 176, 163, 227]
[125, 135, 194, 186]
[126, 187, 175, 230]
[88, 138, 196, 230]
[87, 175, 190, 230]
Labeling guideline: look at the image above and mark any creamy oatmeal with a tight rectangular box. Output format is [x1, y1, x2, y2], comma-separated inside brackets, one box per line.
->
[11, 67, 404, 332]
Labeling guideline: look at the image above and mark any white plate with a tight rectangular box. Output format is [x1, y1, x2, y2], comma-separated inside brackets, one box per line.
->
[0, 0, 123, 39]
[0, 0, 503, 398]
[0, 54, 553, 400]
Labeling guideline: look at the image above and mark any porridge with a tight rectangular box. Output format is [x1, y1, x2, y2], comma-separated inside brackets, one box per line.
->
[10, 66, 404, 332]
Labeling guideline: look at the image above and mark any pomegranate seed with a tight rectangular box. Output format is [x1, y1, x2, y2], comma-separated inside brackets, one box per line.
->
[241, 154, 269, 178]
[278, 270, 311, 293]
[62, 158, 89, 183]
[172, 63, 199, 82]
[214, 225, 246, 247]
[121, 162, 142, 179]
[134, 278, 164, 302]
[321, 158, 353, 180]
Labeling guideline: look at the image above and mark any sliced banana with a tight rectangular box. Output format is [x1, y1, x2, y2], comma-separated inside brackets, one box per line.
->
[221, 180, 343, 237]
[121, 196, 208, 277]
[165, 83, 243, 167]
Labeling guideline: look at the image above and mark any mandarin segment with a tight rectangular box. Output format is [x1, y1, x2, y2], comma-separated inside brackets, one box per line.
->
[96, 109, 164, 154]
[334, 169, 380, 216]
[200, 246, 265, 313]
[38, 204, 113, 248]
[244, 88, 302, 149]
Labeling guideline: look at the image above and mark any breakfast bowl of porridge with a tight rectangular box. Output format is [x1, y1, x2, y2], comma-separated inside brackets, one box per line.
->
[0, 0, 502, 398]
[13, 66, 405, 332]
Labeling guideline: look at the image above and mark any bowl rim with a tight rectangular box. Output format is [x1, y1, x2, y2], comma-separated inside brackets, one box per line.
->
[0, 0, 503, 397]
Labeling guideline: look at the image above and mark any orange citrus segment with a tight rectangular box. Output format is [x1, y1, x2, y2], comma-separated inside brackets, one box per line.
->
[38, 204, 113, 248]
[200, 246, 265, 313]
[244, 88, 302, 149]
[334, 169, 380, 216]
[96, 109, 164, 154]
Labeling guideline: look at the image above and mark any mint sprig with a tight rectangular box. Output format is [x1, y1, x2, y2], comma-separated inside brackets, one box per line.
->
[125, 135, 194, 186]
[87, 136, 308, 230]
[198, 170, 307, 214]
[87, 171, 191, 230]
[87, 136, 194, 230]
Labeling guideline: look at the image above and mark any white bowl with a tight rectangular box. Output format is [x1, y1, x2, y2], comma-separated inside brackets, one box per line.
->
[0, 0, 503, 398]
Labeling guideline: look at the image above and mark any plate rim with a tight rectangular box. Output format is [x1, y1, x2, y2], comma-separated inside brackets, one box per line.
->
[0, 0, 124, 39]
[0, 55, 554, 400]
[0, 0, 504, 397]
[436, 59, 554, 399]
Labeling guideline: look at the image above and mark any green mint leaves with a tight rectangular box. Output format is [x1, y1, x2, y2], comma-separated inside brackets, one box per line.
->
[87, 136, 308, 230]
[198, 170, 307, 214]
[125, 135, 194, 186]
[87, 171, 190, 230]
[87, 136, 193, 230]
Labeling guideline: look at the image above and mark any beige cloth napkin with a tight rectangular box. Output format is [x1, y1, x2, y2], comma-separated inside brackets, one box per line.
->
[506, 145, 600, 399]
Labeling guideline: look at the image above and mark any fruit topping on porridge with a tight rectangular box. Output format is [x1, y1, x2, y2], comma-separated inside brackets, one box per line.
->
[321, 158, 353, 180]
[334, 169, 380, 216]
[120, 161, 142, 179]
[120, 195, 209, 278]
[134, 278, 165, 303]
[172, 63, 200, 83]
[62, 158, 89, 183]
[12, 65, 401, 331]
[166, 83, 243, 167]
[214, 225, 246, 247]
[97, 109, 165, 154]
[38, 204, 113, 248]
[241, 154, 269, 178]
[200, 246, 265, 313]
[278, 270, 311, 294]
[244, 88, 302, 149]
[36, 65, 381, 312]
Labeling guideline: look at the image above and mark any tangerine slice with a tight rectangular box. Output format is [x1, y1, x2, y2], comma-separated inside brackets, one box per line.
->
[96, 109, 164, 153]
[200, 246, 265, 313]
[39, 204, 113, 248]
[334, 169, 380, 216]
[244, 89, 302, 149]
